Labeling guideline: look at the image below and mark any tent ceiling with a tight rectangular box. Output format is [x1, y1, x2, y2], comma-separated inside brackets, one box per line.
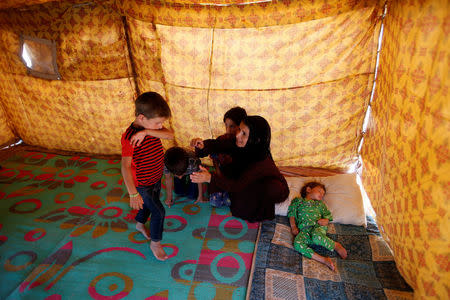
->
[0, 0, 58, 10]
[0, 0, 273, 10]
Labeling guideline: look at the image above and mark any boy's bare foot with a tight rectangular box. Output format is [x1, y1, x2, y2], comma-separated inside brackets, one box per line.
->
[335, 242, 348, 259]
[150, 241, 168, 261]
[323, 257, 335, 271]
[136, 222, 150, 240]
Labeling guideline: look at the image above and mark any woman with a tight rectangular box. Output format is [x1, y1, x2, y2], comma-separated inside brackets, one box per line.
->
[190, 115, 289, 222]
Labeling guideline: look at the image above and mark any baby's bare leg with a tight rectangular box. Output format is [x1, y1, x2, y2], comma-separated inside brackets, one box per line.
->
[311, 253, 335, 271]
[136, 222, 150, 240]
[334, 242, 347, 259]
[150, 241, 168, 261]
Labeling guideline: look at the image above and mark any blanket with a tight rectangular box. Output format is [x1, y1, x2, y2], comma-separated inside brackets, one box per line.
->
[248, 215, 413, 299]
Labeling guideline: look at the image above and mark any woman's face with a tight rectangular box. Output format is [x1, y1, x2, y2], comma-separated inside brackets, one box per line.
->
[236, 122, 249, 148]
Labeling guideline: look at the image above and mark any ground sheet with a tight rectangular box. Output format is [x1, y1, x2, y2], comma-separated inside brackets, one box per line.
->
[248, 215, 414, 299]
[0, 151, 258, 299]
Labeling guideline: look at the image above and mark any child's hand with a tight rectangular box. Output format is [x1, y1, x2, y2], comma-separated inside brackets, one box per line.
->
[165, 193, 173, 208]
[190, 165, 211, 183]
[130, 194, 143, 210]
[190, 138, 204, 149]
[318, 218, 329, 226]
[291, 226, 299, 236]
[130, 131, 147, 147]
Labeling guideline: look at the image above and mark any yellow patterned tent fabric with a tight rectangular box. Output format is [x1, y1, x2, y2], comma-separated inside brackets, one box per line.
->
[0, 0, 55, 10]
[0, 28, 17, 147]
[0, 0, 382, 168]
[361, 0, 449, 298]
[0, 104, 15, 146]
[0, 1, 137, 154]
[0, 0, 448, 296]
[113, 0, 380, 28]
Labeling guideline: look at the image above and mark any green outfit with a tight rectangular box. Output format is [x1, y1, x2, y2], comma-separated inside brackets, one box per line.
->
[287, 197, 335, 258]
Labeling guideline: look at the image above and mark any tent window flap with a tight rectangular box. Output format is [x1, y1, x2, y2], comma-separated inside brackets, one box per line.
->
[19, 35, 60, 80]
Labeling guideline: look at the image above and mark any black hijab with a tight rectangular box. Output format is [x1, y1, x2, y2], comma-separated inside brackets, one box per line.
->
[229, 115, 272, 177]
[242, 115, 271, 162]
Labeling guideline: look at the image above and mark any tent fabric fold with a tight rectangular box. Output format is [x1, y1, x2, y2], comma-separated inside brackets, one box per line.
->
[0, 103, 15, 146]
[361, 0, 449, 298]
[112, 0, 382, 28]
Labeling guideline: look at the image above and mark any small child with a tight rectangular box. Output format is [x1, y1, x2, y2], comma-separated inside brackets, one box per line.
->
[288, 182, 347, 270]
[121, 91, 173, 261]
[163, 146, 205, 207]
[190, 106, 246, 207]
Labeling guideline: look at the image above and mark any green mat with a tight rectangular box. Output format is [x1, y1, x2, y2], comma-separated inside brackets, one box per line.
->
[0, 151, 258, 299]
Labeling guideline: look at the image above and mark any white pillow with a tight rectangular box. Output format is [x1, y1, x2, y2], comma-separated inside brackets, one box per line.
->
[275, 173, 366, 226]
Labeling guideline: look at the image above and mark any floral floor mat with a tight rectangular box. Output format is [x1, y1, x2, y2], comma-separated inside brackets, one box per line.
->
[0, 151, 258, 299]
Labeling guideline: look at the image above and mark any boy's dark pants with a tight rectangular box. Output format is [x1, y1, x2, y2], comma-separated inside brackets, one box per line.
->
[135, 181, 164, 242]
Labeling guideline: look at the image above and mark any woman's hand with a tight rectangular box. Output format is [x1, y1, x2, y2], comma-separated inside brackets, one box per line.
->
[190, 138, 204, 149]
[317, 218, 329, 226]
[190, 165, 211, 183]
[291, 226, 299, 236]
[130, 131, 147, 147]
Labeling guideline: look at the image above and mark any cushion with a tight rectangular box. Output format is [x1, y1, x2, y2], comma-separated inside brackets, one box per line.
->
[275, 173, 366, 226]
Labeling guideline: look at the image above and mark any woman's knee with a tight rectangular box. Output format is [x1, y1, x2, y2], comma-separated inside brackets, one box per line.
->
[259, 177, 288, 203]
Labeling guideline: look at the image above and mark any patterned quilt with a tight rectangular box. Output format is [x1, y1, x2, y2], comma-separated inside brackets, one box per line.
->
[248, 216, 414, 299]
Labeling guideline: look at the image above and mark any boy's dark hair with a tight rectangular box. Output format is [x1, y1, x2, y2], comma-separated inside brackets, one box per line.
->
[301, 181, 326, 198]
[223, 106, 247, 126]
[135, 91, 171, 119]
[164, 147, 189, 176]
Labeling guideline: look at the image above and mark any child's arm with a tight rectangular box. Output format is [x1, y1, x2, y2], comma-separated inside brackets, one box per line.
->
[130, 127, 174, 147]
[289, 216, 299, 236]
[317, 202, 333, 226]
[288, 199, 300, 235]
[194, 136, 236, 158]
[165, 173, 174, 207]
[121, 156, 143, 210]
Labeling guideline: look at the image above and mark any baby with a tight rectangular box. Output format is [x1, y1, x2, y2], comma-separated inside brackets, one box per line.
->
[288, 182, 347, 270]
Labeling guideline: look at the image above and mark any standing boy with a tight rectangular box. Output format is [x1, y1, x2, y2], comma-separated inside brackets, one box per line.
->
[121, 92, 173, 261]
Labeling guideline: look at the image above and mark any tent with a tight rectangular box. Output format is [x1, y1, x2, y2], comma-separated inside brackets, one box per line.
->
[0, 0, 447, 298]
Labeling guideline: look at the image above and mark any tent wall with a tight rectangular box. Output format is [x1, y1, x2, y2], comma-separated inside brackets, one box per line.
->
[0, 39, 17, 146]
[0, 1, 139, 154]
[1, 1, 447, 296]
[361, 0, 449, 298]
[0, 0, 51, 10]
[0, 104, 15, 146]
[0, 0, 381, 169]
